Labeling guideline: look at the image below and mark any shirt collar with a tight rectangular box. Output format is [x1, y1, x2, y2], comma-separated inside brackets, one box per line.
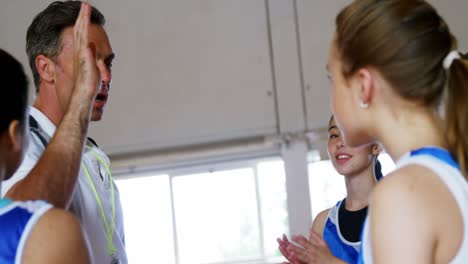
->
[29, 106, 57, 137]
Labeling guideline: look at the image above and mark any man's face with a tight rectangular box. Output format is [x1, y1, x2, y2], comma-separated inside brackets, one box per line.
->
[53, 24, 114, 121]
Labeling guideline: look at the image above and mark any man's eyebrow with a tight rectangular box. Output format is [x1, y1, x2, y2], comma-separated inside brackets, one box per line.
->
[328, 125, 337, 132]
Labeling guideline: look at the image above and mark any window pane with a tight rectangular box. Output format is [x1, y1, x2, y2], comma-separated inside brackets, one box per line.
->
[257, 160, 288, 259]
[308, 161, 346, 219]
[116, 175, 175, 264]
[173, 168, 260, 264]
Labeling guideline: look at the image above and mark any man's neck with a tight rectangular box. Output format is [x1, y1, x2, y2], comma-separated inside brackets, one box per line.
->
[33, 96, 63, 126]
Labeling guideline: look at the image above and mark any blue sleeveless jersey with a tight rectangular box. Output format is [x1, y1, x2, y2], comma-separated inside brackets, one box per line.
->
[0, 199, 51, 264]
[323, 200, 361, 264]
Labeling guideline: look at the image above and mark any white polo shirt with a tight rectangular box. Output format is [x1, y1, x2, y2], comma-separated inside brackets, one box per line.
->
[2, 107, 127, 264]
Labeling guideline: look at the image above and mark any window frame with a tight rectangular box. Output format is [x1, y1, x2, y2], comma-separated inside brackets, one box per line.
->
[115, 155, 288, 264]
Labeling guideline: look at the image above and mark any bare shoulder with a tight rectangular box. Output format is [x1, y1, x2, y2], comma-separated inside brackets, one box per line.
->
[370, 165, 442, 224]
[22, 208, 90, 264]
[372, 164, 452, 208]
[369, 164, 462, 263]
[311, 208, 331, 237]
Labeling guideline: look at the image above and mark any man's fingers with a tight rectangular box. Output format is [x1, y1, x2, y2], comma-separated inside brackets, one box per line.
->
[80, 3, 91, 48]
[74, 3, 86, 42]
[74, 3, 91, 56]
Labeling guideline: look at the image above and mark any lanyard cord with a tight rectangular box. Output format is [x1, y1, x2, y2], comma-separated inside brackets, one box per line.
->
[81, 146, 116, 257]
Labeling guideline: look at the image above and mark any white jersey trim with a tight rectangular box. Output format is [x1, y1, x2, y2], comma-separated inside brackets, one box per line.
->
[327, 200, 361, 250]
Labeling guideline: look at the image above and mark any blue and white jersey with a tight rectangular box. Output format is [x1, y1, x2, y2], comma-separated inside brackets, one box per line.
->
[323, 200, 361, 264]
[359, 147, 468, 263]
[0, 199, 52, 264]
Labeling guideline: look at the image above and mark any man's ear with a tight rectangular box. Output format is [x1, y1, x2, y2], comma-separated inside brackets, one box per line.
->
[35, 55, 56, 84]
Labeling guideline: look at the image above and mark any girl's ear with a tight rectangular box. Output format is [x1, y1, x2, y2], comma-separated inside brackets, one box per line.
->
[355, 68, 374, 108]
[372, 142, 383, 155]
[8, 120, 22, 153]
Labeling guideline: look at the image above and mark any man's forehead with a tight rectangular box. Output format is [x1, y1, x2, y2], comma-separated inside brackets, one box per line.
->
[59, 25, 113, 56]
[58, 27, 74, 48]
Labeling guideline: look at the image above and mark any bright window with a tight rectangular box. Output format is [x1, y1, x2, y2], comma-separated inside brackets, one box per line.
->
[115, 159, 288, 264]
[257, 161, 289, 258]
[173, 168, 260, 263]
[116, 175, 176, 264]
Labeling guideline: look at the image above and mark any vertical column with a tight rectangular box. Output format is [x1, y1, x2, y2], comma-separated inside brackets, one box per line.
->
[281, 139, 311, 237]
[266, 0, 312, 236]
[265, 0, 307, 134]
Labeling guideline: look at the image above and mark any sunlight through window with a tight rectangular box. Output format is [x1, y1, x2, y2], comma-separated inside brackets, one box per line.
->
[116, 175, 176, 264]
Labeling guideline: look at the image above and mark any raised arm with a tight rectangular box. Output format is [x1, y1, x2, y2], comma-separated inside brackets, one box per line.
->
[5, 3, 100, 208]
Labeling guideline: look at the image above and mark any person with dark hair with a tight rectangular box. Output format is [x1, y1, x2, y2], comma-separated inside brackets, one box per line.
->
[1, 1, 125, 263]
[25, 0, 106, 93]
[325, 0, 468, 263]
[278, 116, 382, 264]
[0, 3, 98, 263]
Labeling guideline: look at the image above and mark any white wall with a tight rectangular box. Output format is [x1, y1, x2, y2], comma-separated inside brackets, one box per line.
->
[90, 0, 282, 155]
[2, 0, 467, 156]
